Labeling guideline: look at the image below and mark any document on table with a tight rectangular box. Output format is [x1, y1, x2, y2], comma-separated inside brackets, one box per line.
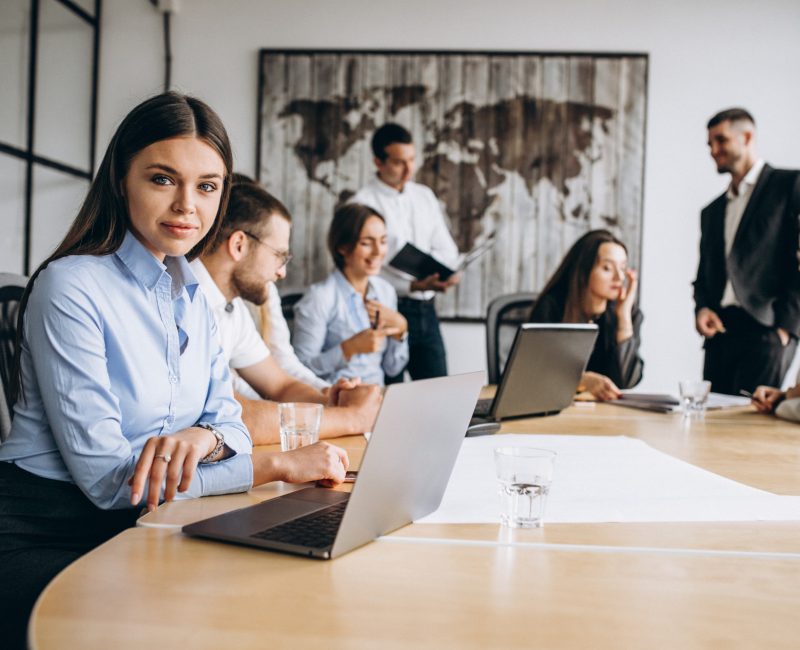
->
[610, 391, 751, 413]
[417, 434, 800, 524]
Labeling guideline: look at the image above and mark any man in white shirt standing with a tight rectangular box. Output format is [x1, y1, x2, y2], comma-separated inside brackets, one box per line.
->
[193, 180, 380, 443]
[693, 108, 800, 394]
[351, 123, 460, 381]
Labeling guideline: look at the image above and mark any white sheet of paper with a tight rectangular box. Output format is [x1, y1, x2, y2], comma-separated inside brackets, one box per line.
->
[418, 434, 800, 524]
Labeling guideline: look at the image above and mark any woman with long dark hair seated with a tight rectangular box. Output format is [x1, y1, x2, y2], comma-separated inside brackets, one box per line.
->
[529, 229, 643, 400]
[0, 93, 348, 648]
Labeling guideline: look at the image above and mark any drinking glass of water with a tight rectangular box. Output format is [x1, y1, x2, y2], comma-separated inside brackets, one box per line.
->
[278, 403, 323, 451]
[678, 380, 712, 418]
[494, 447, 556, 528]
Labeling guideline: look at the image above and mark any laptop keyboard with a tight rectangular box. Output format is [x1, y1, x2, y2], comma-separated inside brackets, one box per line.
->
[473, 397, 493, 417]
[250, 500, 348, 549]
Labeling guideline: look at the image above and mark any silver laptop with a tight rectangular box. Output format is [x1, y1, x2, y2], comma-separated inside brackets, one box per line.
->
[183, 372, 484, 559]
[472, 323, 598, 423]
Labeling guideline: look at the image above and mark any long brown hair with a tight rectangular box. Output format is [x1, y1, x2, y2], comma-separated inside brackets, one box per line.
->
[12, 92, 234, 404]
[532, 229, 627, 323]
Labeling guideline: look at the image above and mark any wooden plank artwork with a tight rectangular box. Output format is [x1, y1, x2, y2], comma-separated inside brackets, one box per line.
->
[258, 50, 648, 319]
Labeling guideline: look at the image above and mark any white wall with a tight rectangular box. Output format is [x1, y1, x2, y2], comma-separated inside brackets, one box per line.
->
[93, 0, 800, 391]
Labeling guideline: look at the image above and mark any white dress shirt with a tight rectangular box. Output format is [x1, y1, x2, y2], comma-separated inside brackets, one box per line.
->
[721, 159, 766, 307]
[190, 259, 270, 398]
[264, 282, 330, 391]
[351, 176, 459, 301]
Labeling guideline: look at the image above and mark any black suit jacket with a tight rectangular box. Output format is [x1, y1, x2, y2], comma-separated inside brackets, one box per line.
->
[693, 164, 800, 336]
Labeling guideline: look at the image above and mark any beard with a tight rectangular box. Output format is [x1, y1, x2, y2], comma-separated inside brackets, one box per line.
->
[232, 264, 269, 305]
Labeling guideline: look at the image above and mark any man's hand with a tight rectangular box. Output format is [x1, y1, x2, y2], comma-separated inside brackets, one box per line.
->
[752, 385, 785, 413]
[335, 383, 382, 432]
[696, 308, 726, 338]
[271, 442, 349, 487]
[327, 377, 361, 407]
[410, 272, 460, 293]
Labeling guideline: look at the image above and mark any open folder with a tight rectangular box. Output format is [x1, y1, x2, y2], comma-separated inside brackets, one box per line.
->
[388, 232, 495, 281]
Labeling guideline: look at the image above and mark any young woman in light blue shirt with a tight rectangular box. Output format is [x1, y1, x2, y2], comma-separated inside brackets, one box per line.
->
[293, 204, 409, 386]
[0, 93, 348, 649]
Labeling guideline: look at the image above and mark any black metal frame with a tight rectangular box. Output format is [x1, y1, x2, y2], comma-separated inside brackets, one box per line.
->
[1, 0, 102, 275]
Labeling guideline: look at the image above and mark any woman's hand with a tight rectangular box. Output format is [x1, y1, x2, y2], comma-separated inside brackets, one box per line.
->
[752, 385, 785, 413]
[271, 442, 349, 487]
[615, 269, 637, 317]
[615, 268, 637, 341]
[365, 299, 408, 340]
[129, 426, 218, 512]
[580, 371, 622, 401]
[341, 327, 401, 359]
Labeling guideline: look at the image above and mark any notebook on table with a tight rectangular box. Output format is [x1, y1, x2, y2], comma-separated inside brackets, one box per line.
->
[183, 372, 484, 559]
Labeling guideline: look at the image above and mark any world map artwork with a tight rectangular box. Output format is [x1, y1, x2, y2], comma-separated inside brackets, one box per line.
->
[259, 52, 647, 318]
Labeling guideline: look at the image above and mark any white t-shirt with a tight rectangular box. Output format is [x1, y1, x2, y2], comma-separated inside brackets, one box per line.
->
[262, 282, 330, 391]
[351, 176, 459, 301]
[191, 259, 269, 398]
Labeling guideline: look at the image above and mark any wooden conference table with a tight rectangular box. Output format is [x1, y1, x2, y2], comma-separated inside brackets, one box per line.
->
[30, 403, 800, 649]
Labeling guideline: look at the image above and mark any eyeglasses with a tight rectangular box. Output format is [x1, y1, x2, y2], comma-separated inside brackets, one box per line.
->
[243, 231, 293, 268]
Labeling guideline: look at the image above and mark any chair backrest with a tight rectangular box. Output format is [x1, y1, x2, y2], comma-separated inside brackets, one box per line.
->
[485, 291, 538, 385]
[280, 292, 304, 339]
[0, 273, 28, 442]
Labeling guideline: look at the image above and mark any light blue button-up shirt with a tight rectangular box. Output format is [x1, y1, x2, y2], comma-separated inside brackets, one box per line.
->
[292, 269, 409, 386]
[0, 231, 253, 509]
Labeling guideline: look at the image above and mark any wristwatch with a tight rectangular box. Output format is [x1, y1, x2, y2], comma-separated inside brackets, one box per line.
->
[197, 422, 225, 463]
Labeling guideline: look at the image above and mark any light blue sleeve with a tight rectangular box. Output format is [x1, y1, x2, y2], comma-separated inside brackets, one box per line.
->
[378, 282, 409, 377]
[26, 270, 251, 509]
[26, 269, 144, 510]
[292, 284, 347, 379]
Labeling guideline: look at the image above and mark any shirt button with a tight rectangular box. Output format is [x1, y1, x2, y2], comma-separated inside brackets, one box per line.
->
[169, 375, 177, 384]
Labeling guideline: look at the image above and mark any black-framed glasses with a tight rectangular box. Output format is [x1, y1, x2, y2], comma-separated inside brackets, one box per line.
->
[243, 231, 293, 267]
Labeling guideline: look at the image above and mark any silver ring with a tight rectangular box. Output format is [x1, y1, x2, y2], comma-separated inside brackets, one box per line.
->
[154, 453, 172, 463]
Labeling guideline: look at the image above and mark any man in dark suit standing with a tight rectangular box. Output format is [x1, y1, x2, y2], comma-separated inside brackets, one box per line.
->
[693, 108, 800, 394]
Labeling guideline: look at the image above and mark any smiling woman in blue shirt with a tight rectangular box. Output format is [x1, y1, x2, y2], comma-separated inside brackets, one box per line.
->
[0, 92, 349, 649]
[293, 203, 410, 386]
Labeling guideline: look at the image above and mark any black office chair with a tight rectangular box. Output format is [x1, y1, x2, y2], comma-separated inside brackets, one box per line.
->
[280, 292, 304, 339]
[0, 273, 27, 442]
[485, 292, 537, 385]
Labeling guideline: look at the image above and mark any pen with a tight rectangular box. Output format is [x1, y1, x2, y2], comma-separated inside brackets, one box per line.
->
[372, 309, 380, 330]
[739, 389, 754, 399]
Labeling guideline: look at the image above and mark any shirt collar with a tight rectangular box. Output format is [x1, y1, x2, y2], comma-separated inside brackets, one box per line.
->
[369, 174, 406, 197]
[727, 158, 765, 199]
[189, 258, 226, 310]
[115, 231, 199, 300]
[333, 268, 377, 301]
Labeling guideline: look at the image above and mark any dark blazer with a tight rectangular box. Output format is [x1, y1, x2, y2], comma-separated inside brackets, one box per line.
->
[693, 164, 800, 336]
[529, 294, 644, 389]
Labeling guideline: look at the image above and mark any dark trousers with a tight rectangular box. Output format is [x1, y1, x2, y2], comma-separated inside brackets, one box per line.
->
[0, 462, 140, 649]
[703, 306, 797, 395]
[385, 297, 448, 384]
